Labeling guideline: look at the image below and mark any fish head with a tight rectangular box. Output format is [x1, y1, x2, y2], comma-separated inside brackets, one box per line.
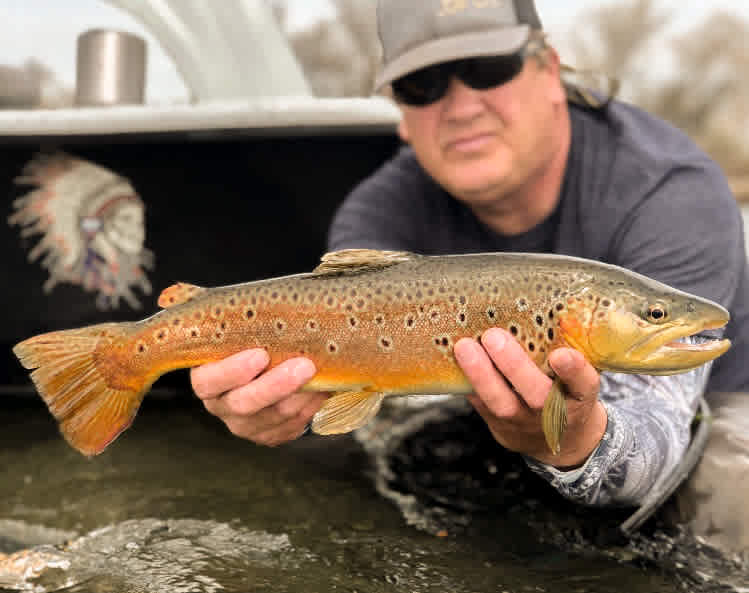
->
[557, 273, 731, 375]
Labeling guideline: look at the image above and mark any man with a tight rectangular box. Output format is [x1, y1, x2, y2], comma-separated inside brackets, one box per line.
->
[191, 0, 749, 518]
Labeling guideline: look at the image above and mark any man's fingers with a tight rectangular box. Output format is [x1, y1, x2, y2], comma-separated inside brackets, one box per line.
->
[481, 329, 552, 409]
[219, 391, 326, 441]
[191, 349, 269, 399]
[549, 348, 600, 402]
[213, 357, 317, 418]
[454, 337, 519, 418]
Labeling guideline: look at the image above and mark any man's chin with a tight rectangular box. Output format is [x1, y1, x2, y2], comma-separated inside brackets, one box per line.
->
[447, 175, 510, 205]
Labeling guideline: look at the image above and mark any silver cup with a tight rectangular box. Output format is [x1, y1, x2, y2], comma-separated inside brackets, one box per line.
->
[75, 29, 147, 107]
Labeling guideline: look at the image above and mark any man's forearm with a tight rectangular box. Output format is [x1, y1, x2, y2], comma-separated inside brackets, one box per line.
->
[524, 357, 710, 507]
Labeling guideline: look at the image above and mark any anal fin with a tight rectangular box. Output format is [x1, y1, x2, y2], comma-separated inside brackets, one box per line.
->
[311, 391, 385, 435]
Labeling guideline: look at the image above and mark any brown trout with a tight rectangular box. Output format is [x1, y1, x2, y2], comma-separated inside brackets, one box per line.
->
[13, 249, 731, 457]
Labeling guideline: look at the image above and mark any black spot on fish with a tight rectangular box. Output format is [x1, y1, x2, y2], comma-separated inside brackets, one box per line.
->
[536, 315, 543, 326]
[548, 328, 554, 341]
[510, 326, 518, 336]
[529, 342, 535, 352]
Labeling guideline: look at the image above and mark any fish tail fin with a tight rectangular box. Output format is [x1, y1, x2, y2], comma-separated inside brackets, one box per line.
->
[541, 377, 568, 455]
[13, 323, 147, 457]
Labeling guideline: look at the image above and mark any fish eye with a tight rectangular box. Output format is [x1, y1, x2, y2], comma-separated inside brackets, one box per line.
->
[646, 304, 669, 323]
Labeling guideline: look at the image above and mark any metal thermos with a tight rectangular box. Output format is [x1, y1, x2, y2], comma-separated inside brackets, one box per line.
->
[75, 29, 147, 106]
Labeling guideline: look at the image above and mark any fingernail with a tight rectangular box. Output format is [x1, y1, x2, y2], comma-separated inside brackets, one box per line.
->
[292, 358, 315, 382]
[248, 349, 269, 368]
[484, 329, 506, 351]
[553, 350, 573, 373]
[455, 339, 478, 365]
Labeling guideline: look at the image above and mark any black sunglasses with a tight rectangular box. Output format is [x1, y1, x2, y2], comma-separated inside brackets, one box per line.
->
[391, 51, 526, 106]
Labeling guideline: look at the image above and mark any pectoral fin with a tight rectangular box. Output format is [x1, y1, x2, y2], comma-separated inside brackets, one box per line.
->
[311, 391, 386, 435]
[541, 377, 568, 455]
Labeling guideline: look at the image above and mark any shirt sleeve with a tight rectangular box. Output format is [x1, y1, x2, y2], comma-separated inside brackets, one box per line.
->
[523, 340, 712, 507]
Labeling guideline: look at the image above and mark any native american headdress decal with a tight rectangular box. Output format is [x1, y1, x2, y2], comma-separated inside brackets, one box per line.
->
[9, 153, 153, 309]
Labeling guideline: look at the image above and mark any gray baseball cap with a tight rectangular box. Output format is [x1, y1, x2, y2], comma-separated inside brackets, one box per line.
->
[375, 0, 543, 91]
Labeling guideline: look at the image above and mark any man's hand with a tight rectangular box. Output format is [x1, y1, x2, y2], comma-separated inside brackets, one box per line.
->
[190, 349, 326, 446]
[454, 328, 607, 468]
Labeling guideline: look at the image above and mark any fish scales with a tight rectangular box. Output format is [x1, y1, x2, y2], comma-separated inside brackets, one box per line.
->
[12, 249, 731, 456]
[127, 255, 581, 393]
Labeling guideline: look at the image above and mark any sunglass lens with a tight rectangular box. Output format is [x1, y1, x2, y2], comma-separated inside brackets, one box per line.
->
[459, 53, 525, 90]
[392, 65, 449, 106]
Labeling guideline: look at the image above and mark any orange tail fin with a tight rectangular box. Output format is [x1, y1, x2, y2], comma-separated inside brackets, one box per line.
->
[12, 323, 147, 457]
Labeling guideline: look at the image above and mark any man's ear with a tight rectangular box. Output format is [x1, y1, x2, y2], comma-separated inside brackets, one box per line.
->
[544, 49, 566, 105]
[397, 118, 410, 143]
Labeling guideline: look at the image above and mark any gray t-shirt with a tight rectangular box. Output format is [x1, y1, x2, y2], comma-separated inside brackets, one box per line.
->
[327, 100, 749, 507]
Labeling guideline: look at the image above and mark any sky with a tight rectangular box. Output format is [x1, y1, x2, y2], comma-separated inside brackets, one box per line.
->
[2, 0, 749, 103]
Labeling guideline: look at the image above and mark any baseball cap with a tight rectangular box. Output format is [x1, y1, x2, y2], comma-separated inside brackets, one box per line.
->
[374, 0, 543, 91]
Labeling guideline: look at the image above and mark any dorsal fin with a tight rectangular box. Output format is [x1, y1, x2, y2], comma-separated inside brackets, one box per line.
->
[312, 249, 416, 276]
[157, 283, 206, 308]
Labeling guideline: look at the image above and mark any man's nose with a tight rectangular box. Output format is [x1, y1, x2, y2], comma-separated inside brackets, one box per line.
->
[442, 77, 485, 121]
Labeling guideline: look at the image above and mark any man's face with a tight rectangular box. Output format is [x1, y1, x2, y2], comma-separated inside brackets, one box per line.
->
[397, 52, 567, 209]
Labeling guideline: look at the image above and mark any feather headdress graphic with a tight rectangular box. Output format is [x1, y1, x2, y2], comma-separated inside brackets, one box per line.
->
[9, 153, 153, 309]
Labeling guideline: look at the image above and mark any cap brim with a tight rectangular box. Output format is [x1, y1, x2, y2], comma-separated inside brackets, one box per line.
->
[374, 25, 531, 92]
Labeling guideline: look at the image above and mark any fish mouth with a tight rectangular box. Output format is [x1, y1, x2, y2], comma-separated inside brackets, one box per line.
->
[624, 316, 731, 375]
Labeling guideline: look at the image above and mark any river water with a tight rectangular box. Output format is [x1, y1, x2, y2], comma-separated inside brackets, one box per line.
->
[1, 388, 747, 593]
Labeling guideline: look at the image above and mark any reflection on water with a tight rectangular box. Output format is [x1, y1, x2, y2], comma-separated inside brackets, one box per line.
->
[0, 392, 746, 592]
